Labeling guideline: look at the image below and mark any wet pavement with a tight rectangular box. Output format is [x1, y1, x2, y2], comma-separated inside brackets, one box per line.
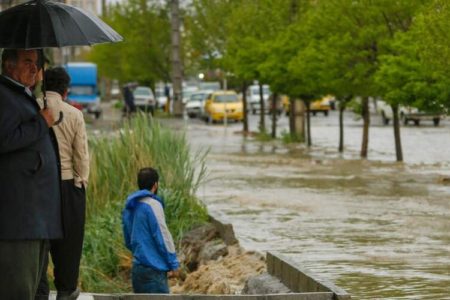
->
[90, 106, 450, 299]
[183, 111, 450, 299]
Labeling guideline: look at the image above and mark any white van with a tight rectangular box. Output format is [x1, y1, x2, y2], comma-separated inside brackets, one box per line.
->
[247, 84, 271, 114]
[376, 99, 444, 126]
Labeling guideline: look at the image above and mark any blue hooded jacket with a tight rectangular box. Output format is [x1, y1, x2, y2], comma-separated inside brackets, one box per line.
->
[122, 190, 179, 271]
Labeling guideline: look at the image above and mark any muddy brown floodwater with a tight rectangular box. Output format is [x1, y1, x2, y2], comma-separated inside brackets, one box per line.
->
[183, 113, 450, 300]
[90, 106, 449, 299]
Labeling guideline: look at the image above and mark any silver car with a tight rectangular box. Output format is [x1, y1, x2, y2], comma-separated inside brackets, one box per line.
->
[133, 86, 156, 114]
[186, 90, 213, 118]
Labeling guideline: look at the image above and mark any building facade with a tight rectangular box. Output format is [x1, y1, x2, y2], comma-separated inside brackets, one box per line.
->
[0, 0, 101, 15]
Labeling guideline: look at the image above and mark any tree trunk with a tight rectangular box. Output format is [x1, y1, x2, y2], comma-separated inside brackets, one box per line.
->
[392, 104, 403, 162]
[305, 100, 312, 147]
[271, 93, 278, 138]
[338, 102, 345, 152]
[292, 99, 305, 142]
[170, 0, 183, 117]
[360, 96, 370, 158]
[242, 82, 249, 133]
[101, 0, 107, 16]
[258, 83, 266, 133]
[103, 77, 111, 101]
[289, 97, 295, 138]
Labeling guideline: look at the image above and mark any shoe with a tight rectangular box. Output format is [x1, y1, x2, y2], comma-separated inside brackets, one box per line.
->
[56, 288, 80, 300]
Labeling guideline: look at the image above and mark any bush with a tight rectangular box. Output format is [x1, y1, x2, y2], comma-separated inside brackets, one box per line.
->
[81, 113, 209, 292]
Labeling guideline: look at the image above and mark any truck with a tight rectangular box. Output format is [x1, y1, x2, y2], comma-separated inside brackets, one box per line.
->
[65, 62, 102, 119]
[376, 99, 445, 126]
[247, 84, 271, 114]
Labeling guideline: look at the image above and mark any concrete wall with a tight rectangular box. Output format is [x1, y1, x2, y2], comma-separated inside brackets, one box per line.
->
[92, 293, 335, 300]
[80, 215, 350, 300]
[266, 253, 350, 300]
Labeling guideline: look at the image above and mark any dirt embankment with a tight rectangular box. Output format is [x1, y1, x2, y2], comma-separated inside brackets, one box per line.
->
[170, 223, 266, 294]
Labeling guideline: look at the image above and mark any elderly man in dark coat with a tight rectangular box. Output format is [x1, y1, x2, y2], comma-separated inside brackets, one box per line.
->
[0, 49, 63, 300]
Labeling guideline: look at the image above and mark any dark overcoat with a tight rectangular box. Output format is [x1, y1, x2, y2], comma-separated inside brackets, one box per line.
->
[0, 75, 63, 240]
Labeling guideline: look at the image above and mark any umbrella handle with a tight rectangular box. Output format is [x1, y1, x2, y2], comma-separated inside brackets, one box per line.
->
[54, 111, 64, 126]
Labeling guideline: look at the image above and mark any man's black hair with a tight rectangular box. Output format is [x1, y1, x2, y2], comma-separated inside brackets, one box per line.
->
[45, 67, 70, 97]
[138, 167, 159, 191]
[1, 49, 19, 73]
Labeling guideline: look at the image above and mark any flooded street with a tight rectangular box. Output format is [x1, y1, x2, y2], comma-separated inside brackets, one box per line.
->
[184, 111, 450, 299]
[89, 106, 449, 299]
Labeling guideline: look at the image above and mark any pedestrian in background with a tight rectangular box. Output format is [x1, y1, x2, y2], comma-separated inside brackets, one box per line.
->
[123, 83, 136, 117]
[0, 49, 62, 300]
[122, 167, 179, 293]
[35, 67, 89, 300]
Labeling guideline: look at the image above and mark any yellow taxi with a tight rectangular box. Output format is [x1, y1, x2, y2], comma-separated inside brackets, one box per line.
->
[310, 95, 333, 116]
[204, 90, 243, 123]
[283, 95, 335, 116]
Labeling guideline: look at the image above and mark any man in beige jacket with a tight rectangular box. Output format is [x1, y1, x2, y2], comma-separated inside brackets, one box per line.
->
[36, 67, 89, 300]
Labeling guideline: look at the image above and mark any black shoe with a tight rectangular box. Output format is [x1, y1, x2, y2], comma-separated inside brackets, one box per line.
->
[56, 288, 80, 300]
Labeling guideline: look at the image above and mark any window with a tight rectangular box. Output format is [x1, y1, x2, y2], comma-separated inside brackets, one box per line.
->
[214, 94, 238, 103]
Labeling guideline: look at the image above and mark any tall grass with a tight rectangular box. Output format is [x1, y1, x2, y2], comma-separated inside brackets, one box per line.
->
[80, 113, 209, 292]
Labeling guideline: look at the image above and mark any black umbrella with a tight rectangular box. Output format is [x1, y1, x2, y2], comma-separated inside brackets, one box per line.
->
[0, 0, 122, 123]
[0, 0, 123, 49]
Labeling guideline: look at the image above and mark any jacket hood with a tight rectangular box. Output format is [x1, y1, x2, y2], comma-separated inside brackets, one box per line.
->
[125, 189, 164, 210]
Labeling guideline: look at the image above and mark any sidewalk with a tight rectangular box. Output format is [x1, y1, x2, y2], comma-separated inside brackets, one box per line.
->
[49, 292, 94, 300]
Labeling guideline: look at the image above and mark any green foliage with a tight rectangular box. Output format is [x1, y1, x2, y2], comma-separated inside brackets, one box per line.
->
[254, 130, 272, 142]
[81, 113, 209, 292]
[375, 0, 450, 112]
[280, 129, 304, 144]
[90, 0, 171, 87]
[415, 0, 450, 75]
[184, 0, 233, 76]
[112, 100, 124, 110]
[347, 98, 363, 116]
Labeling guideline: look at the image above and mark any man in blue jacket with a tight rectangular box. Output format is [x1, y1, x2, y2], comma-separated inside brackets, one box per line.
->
[122, 167, 179, 293]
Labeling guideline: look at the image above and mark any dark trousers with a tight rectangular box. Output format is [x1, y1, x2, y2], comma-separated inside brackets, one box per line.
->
[131, 263, 169, 294]
[36, 180, 86, 298]
[0, 240, 49, 300]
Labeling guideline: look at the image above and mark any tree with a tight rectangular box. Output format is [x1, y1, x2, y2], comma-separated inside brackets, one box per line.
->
[184, 0, 233, 78]
[374, 0, 444, 161]
[292, 0, 427, 158]
[90, 0, 171, 90]
[416, 0, 450, 77]
[257, 0, 314, 142]
[224, 0, 275, 134]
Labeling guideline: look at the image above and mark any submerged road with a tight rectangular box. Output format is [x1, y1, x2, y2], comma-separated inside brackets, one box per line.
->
[89, 105, 449, 299]
[183, 111, 450, 300]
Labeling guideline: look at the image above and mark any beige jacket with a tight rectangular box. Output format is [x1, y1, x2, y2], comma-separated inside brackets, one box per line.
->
[38, 91, 89, 188]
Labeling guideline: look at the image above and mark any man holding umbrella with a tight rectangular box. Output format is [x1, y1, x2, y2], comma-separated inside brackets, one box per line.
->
[0, 1, 122, 297]
[0, 49, 63, 299]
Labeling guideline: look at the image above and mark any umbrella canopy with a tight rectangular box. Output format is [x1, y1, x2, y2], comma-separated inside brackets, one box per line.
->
[0, 0, 122, 49]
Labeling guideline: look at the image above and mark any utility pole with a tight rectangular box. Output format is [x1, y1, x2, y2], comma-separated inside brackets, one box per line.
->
[170, 0, 183, 116]
[101, 0, 107, 17]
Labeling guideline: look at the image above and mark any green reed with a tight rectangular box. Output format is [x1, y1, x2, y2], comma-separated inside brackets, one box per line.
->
[80, 113, 209, 292]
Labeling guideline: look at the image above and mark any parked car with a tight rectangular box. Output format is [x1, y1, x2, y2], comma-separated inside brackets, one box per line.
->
[376, 100, 445, 126]
[155, 87, 168, 110]
[247, 84, 271, 114]
[182, 86, 199, 104]
[110, 79, 121, 100]
[310, 95, 333, 116]
[199, 81, 221, 91]
[133, 86, 156, 114]
[204, 90, 243, 123]
[185, 90, 213, 118]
